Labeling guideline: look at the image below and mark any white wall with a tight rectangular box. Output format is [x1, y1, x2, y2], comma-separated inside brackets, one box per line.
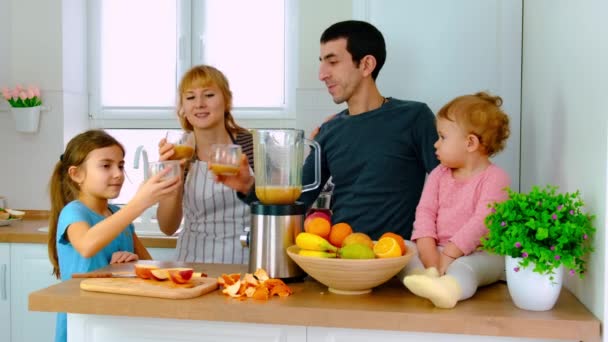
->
[521, 0, 608, 325]
[357, 0, 522, 190]
[0, 0, 66, 210]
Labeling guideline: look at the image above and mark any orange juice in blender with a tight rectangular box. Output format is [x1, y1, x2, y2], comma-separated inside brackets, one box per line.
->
[252, 129, 321, 205]
[256, 186, 302, 205]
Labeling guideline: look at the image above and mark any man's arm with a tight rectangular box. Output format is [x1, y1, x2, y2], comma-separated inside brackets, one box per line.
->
[414, 104, 440, 173]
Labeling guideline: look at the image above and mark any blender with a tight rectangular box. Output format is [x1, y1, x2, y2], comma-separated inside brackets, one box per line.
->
[241, 129, 321, 280]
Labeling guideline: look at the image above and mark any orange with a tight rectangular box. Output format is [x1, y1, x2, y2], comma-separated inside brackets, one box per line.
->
[328, 222, 353, 247]
[373, 237, 402, 258]
[304, 217, 331, 239]
[381, 232, 407, 255]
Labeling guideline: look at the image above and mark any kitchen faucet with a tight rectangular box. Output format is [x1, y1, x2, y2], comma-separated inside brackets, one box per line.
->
[133, 145, 156, 224]
[133, 145, 149, 180]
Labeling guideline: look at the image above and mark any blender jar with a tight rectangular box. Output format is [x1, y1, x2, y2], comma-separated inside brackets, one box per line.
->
[252, 129, 321, 205]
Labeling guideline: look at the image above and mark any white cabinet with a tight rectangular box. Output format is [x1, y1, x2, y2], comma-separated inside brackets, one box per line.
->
[10, 243, 60, 342]
[69, 314, 307, 342]
[0, 244, 10, 342]
[306, 327, 571, 342]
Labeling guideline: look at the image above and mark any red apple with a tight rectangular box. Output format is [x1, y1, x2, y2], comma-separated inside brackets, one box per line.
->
[134, 264, 160, 280]
[150, 269, 170, 281]
[306, 211, 331, 222]
[168, 268, 194, 284]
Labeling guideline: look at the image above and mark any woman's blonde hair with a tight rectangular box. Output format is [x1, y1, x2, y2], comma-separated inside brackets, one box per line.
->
[437, 92, 510, 157]
[47, 129, 124, 279]
[177, 65, 247, 137]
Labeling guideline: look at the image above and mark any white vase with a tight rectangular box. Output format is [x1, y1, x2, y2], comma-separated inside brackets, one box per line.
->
[11, 106, 41, 133]
[505, 256, 563, 311]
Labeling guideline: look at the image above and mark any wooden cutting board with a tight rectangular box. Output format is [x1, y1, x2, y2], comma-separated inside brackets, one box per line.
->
[80, 276, 218, 299]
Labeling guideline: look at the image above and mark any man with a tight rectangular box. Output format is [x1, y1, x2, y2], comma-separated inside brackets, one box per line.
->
[220, 20, 439, 240]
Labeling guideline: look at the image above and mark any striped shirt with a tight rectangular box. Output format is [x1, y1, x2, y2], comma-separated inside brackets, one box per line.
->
[175, 131, 254, 264]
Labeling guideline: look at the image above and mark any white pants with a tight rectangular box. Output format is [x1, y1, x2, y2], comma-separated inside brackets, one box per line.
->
[399, 240, 505, 300]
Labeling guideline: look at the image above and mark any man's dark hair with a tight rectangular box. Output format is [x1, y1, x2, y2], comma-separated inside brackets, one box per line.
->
[320, 20, 386, 80]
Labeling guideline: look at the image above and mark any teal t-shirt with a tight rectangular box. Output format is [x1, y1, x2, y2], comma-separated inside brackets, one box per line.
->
[55, 200, 135, 342]
[300, 98, 439, 240]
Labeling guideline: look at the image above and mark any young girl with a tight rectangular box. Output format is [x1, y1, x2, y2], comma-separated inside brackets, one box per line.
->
[48, 129, 180, 342]
[156, 65, 254, 264]
[400, 92, 511, 309]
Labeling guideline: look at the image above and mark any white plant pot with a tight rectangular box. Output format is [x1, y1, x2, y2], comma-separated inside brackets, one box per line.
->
[505, 256, 563, 311]
[11, 106, 41, 133]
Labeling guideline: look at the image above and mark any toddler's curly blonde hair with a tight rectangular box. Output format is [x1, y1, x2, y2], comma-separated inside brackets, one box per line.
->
[437, 92, 510, 157]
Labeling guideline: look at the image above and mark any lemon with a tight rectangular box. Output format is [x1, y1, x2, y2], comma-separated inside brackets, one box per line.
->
[373, 237, 402, 258]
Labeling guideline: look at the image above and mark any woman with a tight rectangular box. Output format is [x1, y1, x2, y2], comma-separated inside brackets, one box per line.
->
[157, 65, 254, 264]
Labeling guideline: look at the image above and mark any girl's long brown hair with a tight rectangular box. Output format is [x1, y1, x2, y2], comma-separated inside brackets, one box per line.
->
[48, 130, 124, 279]
[176, 65, 248, 137]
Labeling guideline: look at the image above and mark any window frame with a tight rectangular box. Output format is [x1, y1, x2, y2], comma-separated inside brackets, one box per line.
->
[87, 0, 298, 129]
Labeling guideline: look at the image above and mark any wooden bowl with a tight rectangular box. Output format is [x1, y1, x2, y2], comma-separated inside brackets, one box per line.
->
[286, 245, 416, 295]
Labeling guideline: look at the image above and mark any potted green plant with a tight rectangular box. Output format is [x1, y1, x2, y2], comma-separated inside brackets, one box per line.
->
[481, 185, 596, 311]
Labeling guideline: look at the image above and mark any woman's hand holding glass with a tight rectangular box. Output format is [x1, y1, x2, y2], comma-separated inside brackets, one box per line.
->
[159, 131, 194, 168]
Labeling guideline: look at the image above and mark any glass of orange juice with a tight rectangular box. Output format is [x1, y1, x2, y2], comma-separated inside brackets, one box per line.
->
[209, 144, 242, 176]
[166, 131, 195, 160]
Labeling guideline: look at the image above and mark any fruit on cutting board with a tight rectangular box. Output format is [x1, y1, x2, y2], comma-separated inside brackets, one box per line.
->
[134, 264, 160, 279]
[150, 269, 170, 281]
[341, 232, 374, 249]
[295, 232, 338, 252]
[338, 243, 376, 259]
[304, 213, 331, 239]
[168, 268, 195, 284]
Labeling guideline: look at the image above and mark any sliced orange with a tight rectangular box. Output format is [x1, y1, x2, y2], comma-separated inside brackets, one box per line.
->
[380, 232, 407, 255]
[373, 237, 402, 258]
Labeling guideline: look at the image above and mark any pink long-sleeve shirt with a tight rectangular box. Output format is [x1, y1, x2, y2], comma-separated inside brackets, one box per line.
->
[411, 164, 510, 255]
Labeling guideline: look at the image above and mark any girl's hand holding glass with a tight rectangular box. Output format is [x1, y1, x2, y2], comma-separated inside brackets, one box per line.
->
[133, 164, 182, 209]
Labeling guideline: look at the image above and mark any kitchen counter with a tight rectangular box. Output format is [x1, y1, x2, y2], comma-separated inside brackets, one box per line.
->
[28, 261, 601, 341]
[0, 215, 176, 248]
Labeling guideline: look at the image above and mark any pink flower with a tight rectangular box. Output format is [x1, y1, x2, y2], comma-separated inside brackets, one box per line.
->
[514, 267, 520, 272]
[26, 89, 35, 99]
[514, 242, 522, 248]
[522, 252, 528, 258]
[15, 84, 23, 92]
[554, 255, 561, 260]
[551, 214, 558, 220]
[32, 87, 40, 97]
[1, 88, 10, 100]
[569, 269, 575, 276]
[583, 234, 588, 240]
[18, 91, 27, 100]
[550, 246, 555, 251]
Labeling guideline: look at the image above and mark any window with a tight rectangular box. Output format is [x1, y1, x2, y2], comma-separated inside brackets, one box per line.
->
[88, 0, 295, 126]
[88, 0, 296, 207]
